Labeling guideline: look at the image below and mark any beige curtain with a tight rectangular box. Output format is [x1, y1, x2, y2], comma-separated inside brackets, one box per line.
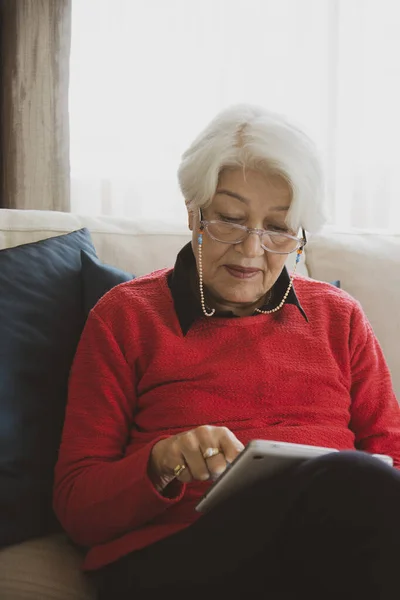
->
[1, 0, 71, 210]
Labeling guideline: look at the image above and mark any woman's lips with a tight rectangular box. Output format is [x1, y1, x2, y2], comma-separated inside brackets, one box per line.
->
[224, 265, 262, 279]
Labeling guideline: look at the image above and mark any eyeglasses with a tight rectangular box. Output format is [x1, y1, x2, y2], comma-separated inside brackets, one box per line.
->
[200, 219, 306, 255]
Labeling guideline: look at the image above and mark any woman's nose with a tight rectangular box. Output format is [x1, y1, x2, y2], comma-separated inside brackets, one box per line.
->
[236, 231, 265, 258]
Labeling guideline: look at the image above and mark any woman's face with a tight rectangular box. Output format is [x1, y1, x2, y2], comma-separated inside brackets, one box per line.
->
[188, 168, 294, 316]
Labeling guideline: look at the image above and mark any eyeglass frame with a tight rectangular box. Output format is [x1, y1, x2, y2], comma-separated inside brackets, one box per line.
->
[199, 210, 307, 255]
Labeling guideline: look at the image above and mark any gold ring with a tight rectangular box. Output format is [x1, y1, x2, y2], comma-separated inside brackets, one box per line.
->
[173, 464, 186, 477]
[202, 447, 221, 460]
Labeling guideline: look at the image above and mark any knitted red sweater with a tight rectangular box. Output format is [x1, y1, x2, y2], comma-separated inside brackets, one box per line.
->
[53, 269, 400, 571]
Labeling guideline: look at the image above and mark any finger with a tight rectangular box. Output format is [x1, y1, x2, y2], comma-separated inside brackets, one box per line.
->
[200, 445, 227, 479]
[166, 439, 193, 484]
[173, 461, 192, 484]
[193, 425, 244, 478]
[151, 436, 193, 485]
[180, 434, 211, 482]
[167, 431, 209, 483]
[217, 427, 245, 464]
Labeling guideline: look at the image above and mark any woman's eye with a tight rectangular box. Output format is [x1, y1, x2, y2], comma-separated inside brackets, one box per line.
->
[218, 214, 243, 223]
[268, 226, 289, 233]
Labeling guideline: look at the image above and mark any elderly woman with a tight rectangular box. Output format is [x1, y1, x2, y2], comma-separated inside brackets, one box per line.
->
[54, 105, 400, 600]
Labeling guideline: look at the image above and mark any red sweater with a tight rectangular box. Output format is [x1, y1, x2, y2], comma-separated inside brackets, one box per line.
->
[53, 269, 400, 571]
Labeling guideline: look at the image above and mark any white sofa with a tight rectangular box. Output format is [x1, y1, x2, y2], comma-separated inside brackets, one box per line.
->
[0, 208, 399, 599]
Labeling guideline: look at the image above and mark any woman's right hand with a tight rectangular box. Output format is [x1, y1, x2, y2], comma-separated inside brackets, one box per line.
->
[148, 425, 245, 490]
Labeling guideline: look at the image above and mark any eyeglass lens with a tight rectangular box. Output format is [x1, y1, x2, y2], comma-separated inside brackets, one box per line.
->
[205, 221, 300, 252]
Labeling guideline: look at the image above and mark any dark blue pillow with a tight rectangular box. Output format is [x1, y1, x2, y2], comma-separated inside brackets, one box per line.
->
[330, 280, 341, 288]
[81, 250, 135, 317]
[0, 228, 96, 547]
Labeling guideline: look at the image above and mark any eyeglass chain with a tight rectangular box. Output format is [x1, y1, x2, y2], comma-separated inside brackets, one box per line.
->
[197, 226, 303, 318]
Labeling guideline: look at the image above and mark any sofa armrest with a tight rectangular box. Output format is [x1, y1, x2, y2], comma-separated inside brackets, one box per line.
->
[0, 534, 96, 600]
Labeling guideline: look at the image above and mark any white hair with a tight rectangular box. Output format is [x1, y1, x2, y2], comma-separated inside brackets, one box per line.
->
[178, 104, 327, 232]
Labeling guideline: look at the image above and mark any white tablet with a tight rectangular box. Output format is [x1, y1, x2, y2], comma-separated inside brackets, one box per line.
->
[195, 439, 393, 513]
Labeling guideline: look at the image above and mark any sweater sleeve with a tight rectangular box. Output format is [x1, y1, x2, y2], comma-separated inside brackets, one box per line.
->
[348, 302, 400, 468]
[53, 309, 185, 547]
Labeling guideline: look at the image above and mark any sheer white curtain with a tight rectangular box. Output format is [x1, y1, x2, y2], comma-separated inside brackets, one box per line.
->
[70, 0, 400, 231]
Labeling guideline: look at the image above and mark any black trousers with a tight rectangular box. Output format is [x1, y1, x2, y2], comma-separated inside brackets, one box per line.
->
[91, 451, 400, 599]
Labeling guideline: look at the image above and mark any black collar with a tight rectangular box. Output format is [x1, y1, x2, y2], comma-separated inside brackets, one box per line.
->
[168, 243, 308, 335]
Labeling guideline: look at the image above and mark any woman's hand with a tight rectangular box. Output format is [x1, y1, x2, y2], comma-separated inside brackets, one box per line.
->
[148, 426, 245, 490]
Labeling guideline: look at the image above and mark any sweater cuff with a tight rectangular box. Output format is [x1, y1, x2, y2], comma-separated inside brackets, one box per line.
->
[129, 437, 186, 506]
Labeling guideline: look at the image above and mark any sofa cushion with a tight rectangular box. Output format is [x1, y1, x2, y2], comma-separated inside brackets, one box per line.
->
[0, 229, 96, 547]
[0, 534, 95, 599]
[81, 250, 134, 317]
